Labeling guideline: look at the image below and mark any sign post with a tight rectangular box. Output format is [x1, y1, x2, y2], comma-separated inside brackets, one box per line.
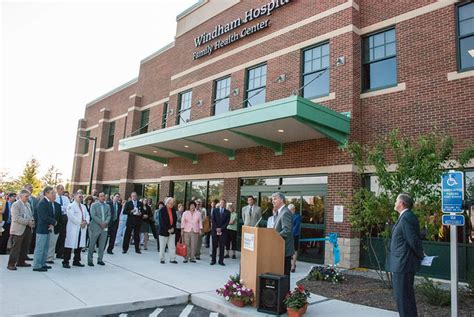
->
[441, 170, 464, 317]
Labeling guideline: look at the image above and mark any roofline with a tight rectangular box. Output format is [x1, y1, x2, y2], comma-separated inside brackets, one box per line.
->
[86, 78, 138, 108]
[140, 41, 175, 64]
[176, 0, 207, 21]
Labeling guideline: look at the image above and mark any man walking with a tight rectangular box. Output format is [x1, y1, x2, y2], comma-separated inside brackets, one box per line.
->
[106, 193, 121, 254]
[7, 190, 34, 270]
[55, 184, 70, 259]
[122, 192, 143, 254]
[389, 193, 424, 317]
[88, 192, 111, 266]
[272, 192, 294, 279]
[33, 187, 57, 272]
[242, 195, 262, 227]
[210, 199, 230, 266]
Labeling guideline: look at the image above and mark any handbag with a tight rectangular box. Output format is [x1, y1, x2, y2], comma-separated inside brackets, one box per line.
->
[202, 216, 211, 234]
[176, 235, 187, 257]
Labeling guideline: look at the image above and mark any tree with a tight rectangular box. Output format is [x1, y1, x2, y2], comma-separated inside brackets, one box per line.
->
[15, 158, 42, 196]
[42, 165, 62, 187]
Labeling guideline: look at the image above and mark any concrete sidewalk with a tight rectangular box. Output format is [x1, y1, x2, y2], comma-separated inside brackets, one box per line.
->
[0, 241, 397, 316]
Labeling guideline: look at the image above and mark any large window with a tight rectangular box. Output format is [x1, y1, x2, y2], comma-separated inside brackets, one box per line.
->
[362, 28, 397, 91]
[102, 184, 119, 197]
[139, 110, 150, 134]
[302, 43, 330, 99]
[161, 102, 169, 129]
[106, 121, 115, 149]
[245, 64, 266, 107]
[213, 77, 231, 115]
[458, 2, 474, 71]
[177, 91, 192, 125]
[172, 180, 224, 209]
[82, 130, 91, 154]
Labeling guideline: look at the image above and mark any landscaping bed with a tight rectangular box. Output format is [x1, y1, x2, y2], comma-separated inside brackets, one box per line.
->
[298, 272, 474, 317]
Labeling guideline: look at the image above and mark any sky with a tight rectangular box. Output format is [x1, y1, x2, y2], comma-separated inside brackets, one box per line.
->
[1, 0, 195, 183]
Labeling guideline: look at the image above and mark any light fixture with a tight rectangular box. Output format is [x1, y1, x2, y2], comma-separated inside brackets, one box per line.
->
[196, 100, 203, 107]
[336, 56, 345, 66]
[163, 164, 168, 167]
[232, 88, 240, 96]
[276, 74, 286, 83]
[184, 145, 189, 148]
[469, 49, 474, 57]
[277, 129, 285, 133]
[223, 138, 229, 142]
[153, 150, 157, 153]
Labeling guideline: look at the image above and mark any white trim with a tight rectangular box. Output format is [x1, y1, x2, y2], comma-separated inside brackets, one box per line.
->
[130, 178, 161, 184]
[311, 92, 336, 103]
[171, 1, 355, 81]
[358, 0, 457, 35]
[360, 83, 406, 99]
[170, 25, 356, 95]
[99, 108, 109, 113]
[350, 0, 360, 11]
[140, 42, 175, 64]
[447, 69, 474, 81]
[140, 97, 170, 111]
[77, 124, 99, 132]
[96, 147, 115, 153]
[86, 78, 138, 108]
[74, 153, 89, 158]
[176, 0, 207, 21]
[128, 106, 140, 112]
[98, 113, 128, 123]
[129, 94, 141, 99]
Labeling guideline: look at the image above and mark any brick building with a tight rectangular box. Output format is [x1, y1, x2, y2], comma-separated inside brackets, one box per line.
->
[71, 0, 474, 268]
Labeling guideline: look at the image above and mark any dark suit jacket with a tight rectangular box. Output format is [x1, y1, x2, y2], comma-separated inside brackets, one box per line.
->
[142, 205, 153, 225]
[36, 198, 57, 234]
[53, 201, 64, 234]
[388, 210, 424, 273]
[3, 201, 12, 226]
[211, 208, 230, 235]
[107, 200, 122, 228]
[158, 206, 177, 236]
[123, 200, 143, 226]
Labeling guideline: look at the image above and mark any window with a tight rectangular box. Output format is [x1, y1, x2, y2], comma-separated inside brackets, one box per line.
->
[82, 130, 90, 154]
[241, 178, 279, 186]
[362, 28, 397, 91]
[302, 43, 330, 98]
[139, 110, 150, 134]
[106, 121, 115, 148]
[213, 77, 231, 115]
[245, 64, 266, 107]
[161, 102, 169, 129]
[282, 176, 328, 185]
[177, 91, 192, 125]
[102, 184, 119, 197]
[458, 2, 474, 71]
[144, 183, 159, 203]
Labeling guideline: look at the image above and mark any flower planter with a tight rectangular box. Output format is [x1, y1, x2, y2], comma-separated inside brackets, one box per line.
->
[287, 303, 308, 317]
[231, 298, 245, 307]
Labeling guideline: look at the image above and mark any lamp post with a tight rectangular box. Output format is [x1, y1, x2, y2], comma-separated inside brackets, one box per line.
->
[54, 172, 62, 186]
[78, 135, 97, 195]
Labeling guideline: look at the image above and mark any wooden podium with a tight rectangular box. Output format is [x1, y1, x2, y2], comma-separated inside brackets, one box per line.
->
[240, 226, 284, 306]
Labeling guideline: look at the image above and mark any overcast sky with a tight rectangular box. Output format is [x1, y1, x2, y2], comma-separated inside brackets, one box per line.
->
[1, 0, 195, 182]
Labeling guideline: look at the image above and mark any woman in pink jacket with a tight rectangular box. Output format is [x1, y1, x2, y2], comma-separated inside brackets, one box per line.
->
[181, 201, 202, 263]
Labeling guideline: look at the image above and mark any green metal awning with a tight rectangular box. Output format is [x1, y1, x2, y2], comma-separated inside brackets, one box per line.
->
[118, 96, 350, 164]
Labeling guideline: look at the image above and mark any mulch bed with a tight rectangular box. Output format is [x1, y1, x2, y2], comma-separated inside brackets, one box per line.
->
[298, 274, 474, 317]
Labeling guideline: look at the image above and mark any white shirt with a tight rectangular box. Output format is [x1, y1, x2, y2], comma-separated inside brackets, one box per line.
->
[56, 195, 70, 215]
[267, 215, 275, 228]
[400, 208, 409, 217]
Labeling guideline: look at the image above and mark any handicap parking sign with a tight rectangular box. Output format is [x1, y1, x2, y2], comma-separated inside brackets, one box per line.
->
[441, 171, 464, 213]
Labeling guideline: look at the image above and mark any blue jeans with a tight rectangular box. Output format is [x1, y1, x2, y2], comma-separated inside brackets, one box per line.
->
[33, 233, 50, 269]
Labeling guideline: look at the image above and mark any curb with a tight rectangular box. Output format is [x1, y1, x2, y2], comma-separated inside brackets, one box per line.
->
[191, 292, 272, 317]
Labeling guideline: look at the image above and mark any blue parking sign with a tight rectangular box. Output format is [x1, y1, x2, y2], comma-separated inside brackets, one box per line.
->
[441, 171, 464, 213]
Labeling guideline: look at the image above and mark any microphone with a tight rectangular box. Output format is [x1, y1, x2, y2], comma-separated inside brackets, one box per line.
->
[254, 207, 271, 227]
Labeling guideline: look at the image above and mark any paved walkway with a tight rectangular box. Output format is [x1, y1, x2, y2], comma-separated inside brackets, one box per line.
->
[0, 241, 398, 316]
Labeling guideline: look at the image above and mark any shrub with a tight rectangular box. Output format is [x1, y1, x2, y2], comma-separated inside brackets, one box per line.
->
[416, 277, 450, 306]
[283, 285, 311, 310]
[307, 265, 345, 284]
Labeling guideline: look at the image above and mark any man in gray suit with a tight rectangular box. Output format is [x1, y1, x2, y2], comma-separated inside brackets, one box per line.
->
[88, 192, 111, 266]
[25, 184, 39, 256]
[388, 193, 424, 317]
[271, 192, 294, 278]
[242, 196, 262, 227]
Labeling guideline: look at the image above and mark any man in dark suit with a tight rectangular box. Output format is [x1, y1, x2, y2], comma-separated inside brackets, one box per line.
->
[106, 193, 121, 254]
[211, 199, 230, 266]
[272, 192, 294, 279]
[122, 192, 143, 254]
[158, 197, 177, 264]
[388, 193, 424, 317]
[46, 193, 64, 264]
[0, 193, 17, 254]
[24, 184, 38, 255]
[32, 187, 57, 272]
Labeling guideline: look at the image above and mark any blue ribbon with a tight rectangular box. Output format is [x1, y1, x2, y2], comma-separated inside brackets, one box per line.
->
[299, 232, 340, 266]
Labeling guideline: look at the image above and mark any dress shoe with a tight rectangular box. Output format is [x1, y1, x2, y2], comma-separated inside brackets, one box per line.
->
[25, 256, 33, 261]
[7, 265, 17, 271]
[190, 260, 196, 263]
[224, 254, 230, 259]
[62, 263, 71, 269]
[160, 260, 165, 264]
[218, 262, 225, 266]
[195, 256, 201, 260]
[170, 260, 178, 264]
[183, 260, 188, 263]
[210, 261, 216, 265]
[88, 262, 94, 267]
[73, 262, 85, 267]
[16, 262, 32, 267]
[107, 251, 114, 255]
[97, 261, 105, 266]
[33, 267, 47, 272]
[42, 265, 52, 269]
[56, 255, 63, 259]
[122, 250, 127, 254]
[232, 255, 236, 259]
[46, 261, 54, 264]
[136, 250, 142, 254]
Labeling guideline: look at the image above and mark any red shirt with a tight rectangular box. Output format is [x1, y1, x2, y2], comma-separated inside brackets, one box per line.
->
[167, 207, 173, 226]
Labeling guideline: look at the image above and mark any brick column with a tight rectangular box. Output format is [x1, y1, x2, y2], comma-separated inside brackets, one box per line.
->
[159, 181, 172, 202]
[223, 178, 239, 205]
[92, 108, 111, 191]
[71, 119, 87, 193]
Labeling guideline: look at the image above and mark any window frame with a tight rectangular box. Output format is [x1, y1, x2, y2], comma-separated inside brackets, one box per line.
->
[212, 76, 232, 116]
[161, 102, 169, 129]
[361, 27, 398, 92]
[177, 90, 192, 125]
[139, 109, 150, 134]
[106, 121, 115, 149]
[456, 2, 474, 72]
[301, 42, 331, 99]
[244, 63, 267, 108]
[82, 130, 91, 154]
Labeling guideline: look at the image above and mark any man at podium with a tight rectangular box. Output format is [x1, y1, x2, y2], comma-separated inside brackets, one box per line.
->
[271, 192, 294, 277]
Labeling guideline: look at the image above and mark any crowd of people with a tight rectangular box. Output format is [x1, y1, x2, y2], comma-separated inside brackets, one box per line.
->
[0, 185, 301, 274]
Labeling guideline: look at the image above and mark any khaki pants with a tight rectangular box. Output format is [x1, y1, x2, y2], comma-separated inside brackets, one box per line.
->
[183, 231, 199, 261]
[47, 232, 59, 262]
[158, 234, 176, 262]
[8, 229, 32, 266]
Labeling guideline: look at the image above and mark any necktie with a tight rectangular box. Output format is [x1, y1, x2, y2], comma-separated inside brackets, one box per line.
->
[220, 208, 224, 215]
[59, 195, 63, 206]
[114, 203, 118, 221]
[249, 206, 252, 215]
[101, 204, 105, 222]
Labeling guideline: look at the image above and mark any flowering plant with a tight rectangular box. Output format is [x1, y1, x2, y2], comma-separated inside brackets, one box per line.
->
[216, 273, 254, 305]
[283, 285, 310, 310]
[307, 265, 345, 284]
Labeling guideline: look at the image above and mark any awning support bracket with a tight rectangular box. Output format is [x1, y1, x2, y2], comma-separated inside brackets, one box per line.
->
[185, 139, 235, 160]
[229, 130, 283, 156]
[153, 146, 198, 164]
[134, 153, 168, 164]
